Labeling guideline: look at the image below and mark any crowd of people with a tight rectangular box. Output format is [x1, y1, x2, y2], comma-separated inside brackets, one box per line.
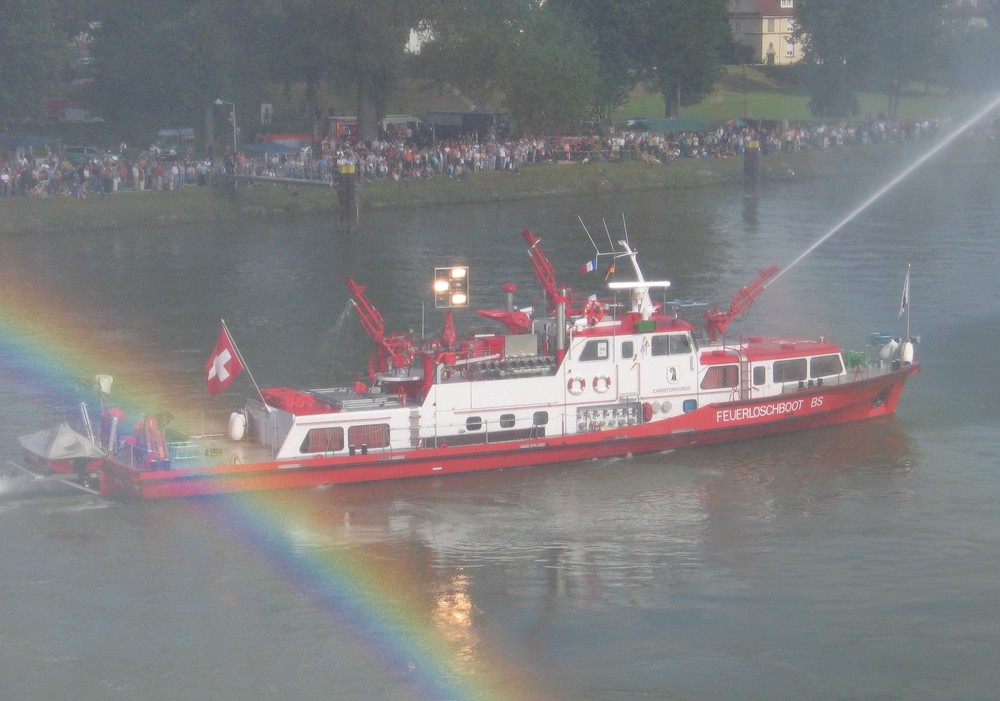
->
[0, 150, 214, 199]
[0, 113, 978, 200]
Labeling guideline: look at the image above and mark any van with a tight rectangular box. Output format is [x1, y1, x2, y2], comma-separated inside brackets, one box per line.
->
[151, 127, 195, 160]
[379, 115, 431, 144]
[62, 145, 100, 163]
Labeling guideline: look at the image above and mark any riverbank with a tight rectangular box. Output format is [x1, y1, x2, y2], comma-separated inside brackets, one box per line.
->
[2, 137, 996, 236]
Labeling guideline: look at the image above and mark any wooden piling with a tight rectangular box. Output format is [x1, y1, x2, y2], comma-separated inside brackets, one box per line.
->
[743, 138, 759, 198]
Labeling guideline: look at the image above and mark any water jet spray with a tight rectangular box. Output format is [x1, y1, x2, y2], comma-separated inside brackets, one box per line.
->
[766, 93, 1000, 289]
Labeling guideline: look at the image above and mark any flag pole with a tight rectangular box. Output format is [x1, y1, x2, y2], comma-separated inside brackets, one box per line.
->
[221, 318, 270, 410]
[904, 263, 911, 341]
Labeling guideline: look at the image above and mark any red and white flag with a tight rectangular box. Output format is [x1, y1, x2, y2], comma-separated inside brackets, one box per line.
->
[205, 324, 244, 396]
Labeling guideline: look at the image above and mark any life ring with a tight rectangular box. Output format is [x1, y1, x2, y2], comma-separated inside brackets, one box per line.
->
[583, 298, 605, 325]
[593, 375, 611, 393]
[567, 376, 586, 395]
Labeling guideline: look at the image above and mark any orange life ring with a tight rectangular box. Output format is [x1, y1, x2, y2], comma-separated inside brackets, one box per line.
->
[593, 375, 611, 393]
[583, 298, 605, 325]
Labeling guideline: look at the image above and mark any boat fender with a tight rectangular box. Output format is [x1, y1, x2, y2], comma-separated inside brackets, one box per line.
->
[642, 402, 654, 423]
[878, 339, 899, 362]
[567, 376, 586, 395]
[900, 340, 914, 366]
[228, 411, 247, 441]
[584, 298, 605, 325]
[593, 375, 612, 393]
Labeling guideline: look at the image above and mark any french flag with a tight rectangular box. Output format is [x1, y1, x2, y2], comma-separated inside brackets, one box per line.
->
[580, 257, 598, 274]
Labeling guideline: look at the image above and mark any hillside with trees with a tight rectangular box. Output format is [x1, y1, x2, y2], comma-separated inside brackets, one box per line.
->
[2, 0, 999, 146]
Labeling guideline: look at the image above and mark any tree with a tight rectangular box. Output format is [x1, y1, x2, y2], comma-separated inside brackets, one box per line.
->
[633, 0, 731, 119]
[250, 0, 431, 142]
[0, 0, 73, 120]
[414, 0, 597, 134]
[500, 5, 598, 134]
[547, 0, 642, 121]
[410, 0, 534, 113]
[936, 1, 1000, 94]
[795, 0, 947, 120]
[91, 0, 238, 127]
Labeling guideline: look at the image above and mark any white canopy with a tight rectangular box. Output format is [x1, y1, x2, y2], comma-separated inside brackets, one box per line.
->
[18, 423, 104, 461]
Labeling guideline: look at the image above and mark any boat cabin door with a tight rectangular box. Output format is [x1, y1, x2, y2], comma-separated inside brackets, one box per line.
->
[638, 332, 697, 408]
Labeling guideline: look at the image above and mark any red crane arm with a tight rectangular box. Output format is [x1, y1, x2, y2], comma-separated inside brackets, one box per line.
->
[346, 278, 415, 372]
[346, 278, 385, 343]
[704, 265, 780, 342]
[729, 265, 779, 319]
[521, 228, 563, 309]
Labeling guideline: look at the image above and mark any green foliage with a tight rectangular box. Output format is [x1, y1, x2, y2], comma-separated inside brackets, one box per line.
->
[546, 0, 642, 119]
[0, 0, 73, 119]
[502, 6, 599, 133]
[414, 0, 598, 133]
[631, 0, 731, 118]
[937, 3, 1000, 93]
[91, 0, 237, 123]
[795, 0, 949, 119]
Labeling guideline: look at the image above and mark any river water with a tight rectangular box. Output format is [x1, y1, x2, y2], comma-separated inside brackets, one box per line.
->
[2, 152, 999, 700]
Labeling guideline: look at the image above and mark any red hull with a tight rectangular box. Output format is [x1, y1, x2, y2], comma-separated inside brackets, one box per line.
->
[99, 365, 917, 500]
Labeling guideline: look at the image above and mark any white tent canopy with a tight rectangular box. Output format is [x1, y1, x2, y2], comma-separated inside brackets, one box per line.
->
[18, 423, 104, 461]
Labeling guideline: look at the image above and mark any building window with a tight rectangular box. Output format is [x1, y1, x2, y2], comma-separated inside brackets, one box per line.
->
[768, 18, 775, 33]
[701, 365, 740, 390]
[780, 0, 793, 7]
[733, 20, 742, 33]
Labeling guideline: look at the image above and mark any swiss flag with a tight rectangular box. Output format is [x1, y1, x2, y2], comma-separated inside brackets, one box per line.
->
[205, 325, 244, 397]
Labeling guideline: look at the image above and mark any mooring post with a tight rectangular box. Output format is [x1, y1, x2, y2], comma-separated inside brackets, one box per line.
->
[743, 137, 760, 198]
[337, 159, 358, 232]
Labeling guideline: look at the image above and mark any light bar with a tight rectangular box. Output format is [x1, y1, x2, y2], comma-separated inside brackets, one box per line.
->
[433, 266, 470, 308]
[607, 280, 671, 289]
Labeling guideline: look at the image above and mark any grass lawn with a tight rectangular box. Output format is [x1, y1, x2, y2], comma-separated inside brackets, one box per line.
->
[615, 66, 985, 126]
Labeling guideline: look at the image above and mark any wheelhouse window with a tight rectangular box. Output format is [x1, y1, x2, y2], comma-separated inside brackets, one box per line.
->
[300, 427, 344, 454]
[621, 340, 634, 359]
[753, 366, 766, 385]
[810, 354, 844, 378]
[773, 358, 807, 383]
[580, 339, 609, 361]
[651, 333, 692, 356]
[701, 365, 740, 390]
[348, 423, 390, 449]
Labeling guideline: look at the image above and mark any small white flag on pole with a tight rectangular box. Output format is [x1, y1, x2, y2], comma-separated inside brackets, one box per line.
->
[898, 264, 910, 319]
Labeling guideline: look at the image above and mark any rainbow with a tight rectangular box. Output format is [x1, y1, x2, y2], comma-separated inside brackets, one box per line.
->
[189, 490, 546, 700]
[1, 265, 209, 433]
[2, 268, 546, 701]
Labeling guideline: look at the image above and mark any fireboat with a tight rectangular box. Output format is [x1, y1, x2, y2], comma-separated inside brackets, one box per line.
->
[17, 226, 919, 499]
